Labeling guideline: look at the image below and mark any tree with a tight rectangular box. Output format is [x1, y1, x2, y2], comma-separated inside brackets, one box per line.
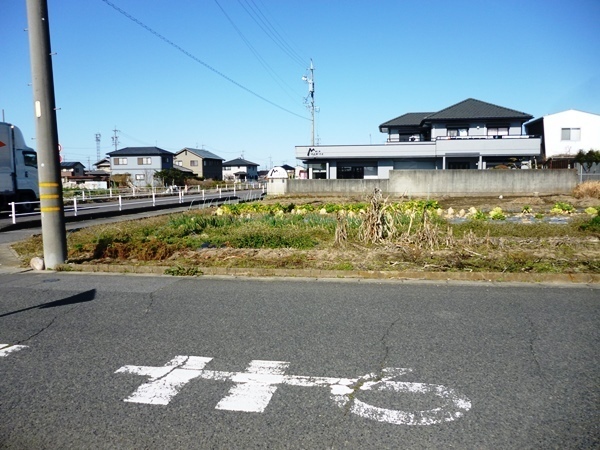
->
[574, 149, 600, 172]
[154, 168, 198, 187]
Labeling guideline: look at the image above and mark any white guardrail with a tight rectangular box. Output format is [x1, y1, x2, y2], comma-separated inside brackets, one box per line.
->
[6, 183, 266, 225]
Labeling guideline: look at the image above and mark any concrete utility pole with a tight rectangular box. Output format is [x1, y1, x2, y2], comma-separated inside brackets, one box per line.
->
[112, 127, 120, 151]
[302, 59, 316, 146]
[26, 0, 67, 269]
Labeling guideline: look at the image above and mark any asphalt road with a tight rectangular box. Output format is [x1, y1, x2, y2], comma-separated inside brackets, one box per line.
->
[0, 273, 598, 449]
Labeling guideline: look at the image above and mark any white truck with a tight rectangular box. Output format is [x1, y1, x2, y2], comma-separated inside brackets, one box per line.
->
[0, 122, 39, 213]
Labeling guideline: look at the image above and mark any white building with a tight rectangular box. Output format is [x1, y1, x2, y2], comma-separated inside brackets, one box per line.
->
[525, 109, 600, 159]
[222, 158, 259, 181]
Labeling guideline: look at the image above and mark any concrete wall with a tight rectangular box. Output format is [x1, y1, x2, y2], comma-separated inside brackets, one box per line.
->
[268, 170, 579, 197]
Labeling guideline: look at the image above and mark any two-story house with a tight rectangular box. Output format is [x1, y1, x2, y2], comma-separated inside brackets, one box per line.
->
[296, 98, 540, 179]
[525, 109, 600, 161]
[107, 147, 174, 187]
[223, 158, 259, 181]
[174, 148, 224, 180]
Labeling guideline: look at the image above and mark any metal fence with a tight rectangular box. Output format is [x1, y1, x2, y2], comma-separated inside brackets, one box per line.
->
[6, 183, 266, 225]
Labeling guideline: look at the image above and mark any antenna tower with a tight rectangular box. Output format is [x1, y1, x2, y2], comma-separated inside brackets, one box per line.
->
[302, 59, 316, 146]
[111, 127, 120, 151]
[95, 133, 101, 163]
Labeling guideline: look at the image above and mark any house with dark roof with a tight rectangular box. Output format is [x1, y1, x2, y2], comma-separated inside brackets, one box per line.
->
[223, 157, 259, 181]
[174, 147, 224, 180]
[107, 147, 174, 187]
[296, 98, 541, 179]
[94, 157, 111, 173]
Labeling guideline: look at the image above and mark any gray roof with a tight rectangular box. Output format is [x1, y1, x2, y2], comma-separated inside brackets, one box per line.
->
[175, 147, 224, 161]
[379, 112, 433, 128]
[223, 158, 259, 167]
[424, 98, 532, 122]
[61, 161, 85, 168]
[108, 146, 173, 156]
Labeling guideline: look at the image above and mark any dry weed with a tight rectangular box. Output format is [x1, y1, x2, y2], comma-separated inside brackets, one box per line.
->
[573, 181, 600, 199]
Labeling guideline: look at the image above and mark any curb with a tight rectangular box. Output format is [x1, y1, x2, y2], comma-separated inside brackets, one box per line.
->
[53, 262, 600, 284]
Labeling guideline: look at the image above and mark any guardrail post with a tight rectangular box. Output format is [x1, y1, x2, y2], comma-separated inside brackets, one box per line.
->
[219, 188, 222, 198]
[119, 195, 122, 211]
[179, 190, 183, 204]
[233, 185, 236, 196]
[202, 189, 205, 200]
[82, 190, 85, 202]
[73, 197, 78, 216]
[109, 188, 113, 198]
[152, 191, 156, 207]
[10, 202, 16, 224]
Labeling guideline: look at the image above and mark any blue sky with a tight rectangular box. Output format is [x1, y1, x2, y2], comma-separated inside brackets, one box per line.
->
[2, 0, 599, 170]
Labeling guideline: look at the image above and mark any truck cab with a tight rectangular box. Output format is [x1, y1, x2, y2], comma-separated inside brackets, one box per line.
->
[0, 122, 39, 212]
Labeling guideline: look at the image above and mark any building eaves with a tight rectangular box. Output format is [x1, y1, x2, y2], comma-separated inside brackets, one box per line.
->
[379, 112, 433, 130]
[224, 158, 259, 167]
[176, 147, 224, 161]
[107, 146, 174, 156]
[424, 98, 532, 122]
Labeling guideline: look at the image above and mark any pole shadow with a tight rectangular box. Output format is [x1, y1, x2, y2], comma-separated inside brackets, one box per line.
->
[0, 289, 96, 318]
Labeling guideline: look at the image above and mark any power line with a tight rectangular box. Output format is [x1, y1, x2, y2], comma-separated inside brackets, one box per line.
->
[214, 0, 300, 104]
[100, 0, 309, 121]
[241, 0, 307, 68]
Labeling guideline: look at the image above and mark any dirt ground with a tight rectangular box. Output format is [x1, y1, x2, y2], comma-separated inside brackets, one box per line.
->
[133, 192, 598, 275]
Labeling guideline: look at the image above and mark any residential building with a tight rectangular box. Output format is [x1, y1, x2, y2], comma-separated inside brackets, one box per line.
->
[107, 147, 174, 187]
[525, 109, 600, 160]
[296, 98, 541, 179]
[174, 147, 224, 180]
[223, 158, 259, 181]
[60, 161, 86, 178]
[94, 157, 111, 173]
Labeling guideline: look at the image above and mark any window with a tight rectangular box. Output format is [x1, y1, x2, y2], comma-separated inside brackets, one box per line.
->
[114, 158, 127, 165]
[137, 157, 151, 165]
[135, 174, 145, 180]
[447, 128, 468, 137]
[561, 128, 581, 141]
[487, 126, 509, 136]
[448, 162, 470, 169]
[175, 160, 183, 166]
[190, 160, 198, 167]
[23, 151, 38, 168]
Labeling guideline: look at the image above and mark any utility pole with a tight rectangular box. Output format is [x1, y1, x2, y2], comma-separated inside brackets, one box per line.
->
[26, 0, 67, 269]
[95, 133, 101, 163]
[302, 59, 316, 146]
[111, 127, 120, 151]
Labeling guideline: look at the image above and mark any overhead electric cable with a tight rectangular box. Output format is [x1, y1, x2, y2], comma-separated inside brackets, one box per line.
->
[100, 0, 309, 121]
[238, 0, 307, 68]
[214, 0, 299, 103]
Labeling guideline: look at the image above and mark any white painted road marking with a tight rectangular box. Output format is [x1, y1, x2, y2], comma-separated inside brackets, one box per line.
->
[116, 356, 471, 426]
[0, 344, 28, 357]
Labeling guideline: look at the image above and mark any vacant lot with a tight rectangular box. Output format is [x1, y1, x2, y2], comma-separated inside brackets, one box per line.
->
[12, 191, 600, 277]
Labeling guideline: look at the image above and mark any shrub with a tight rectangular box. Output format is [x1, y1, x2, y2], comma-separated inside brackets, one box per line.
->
[579, 215, 600, 233]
